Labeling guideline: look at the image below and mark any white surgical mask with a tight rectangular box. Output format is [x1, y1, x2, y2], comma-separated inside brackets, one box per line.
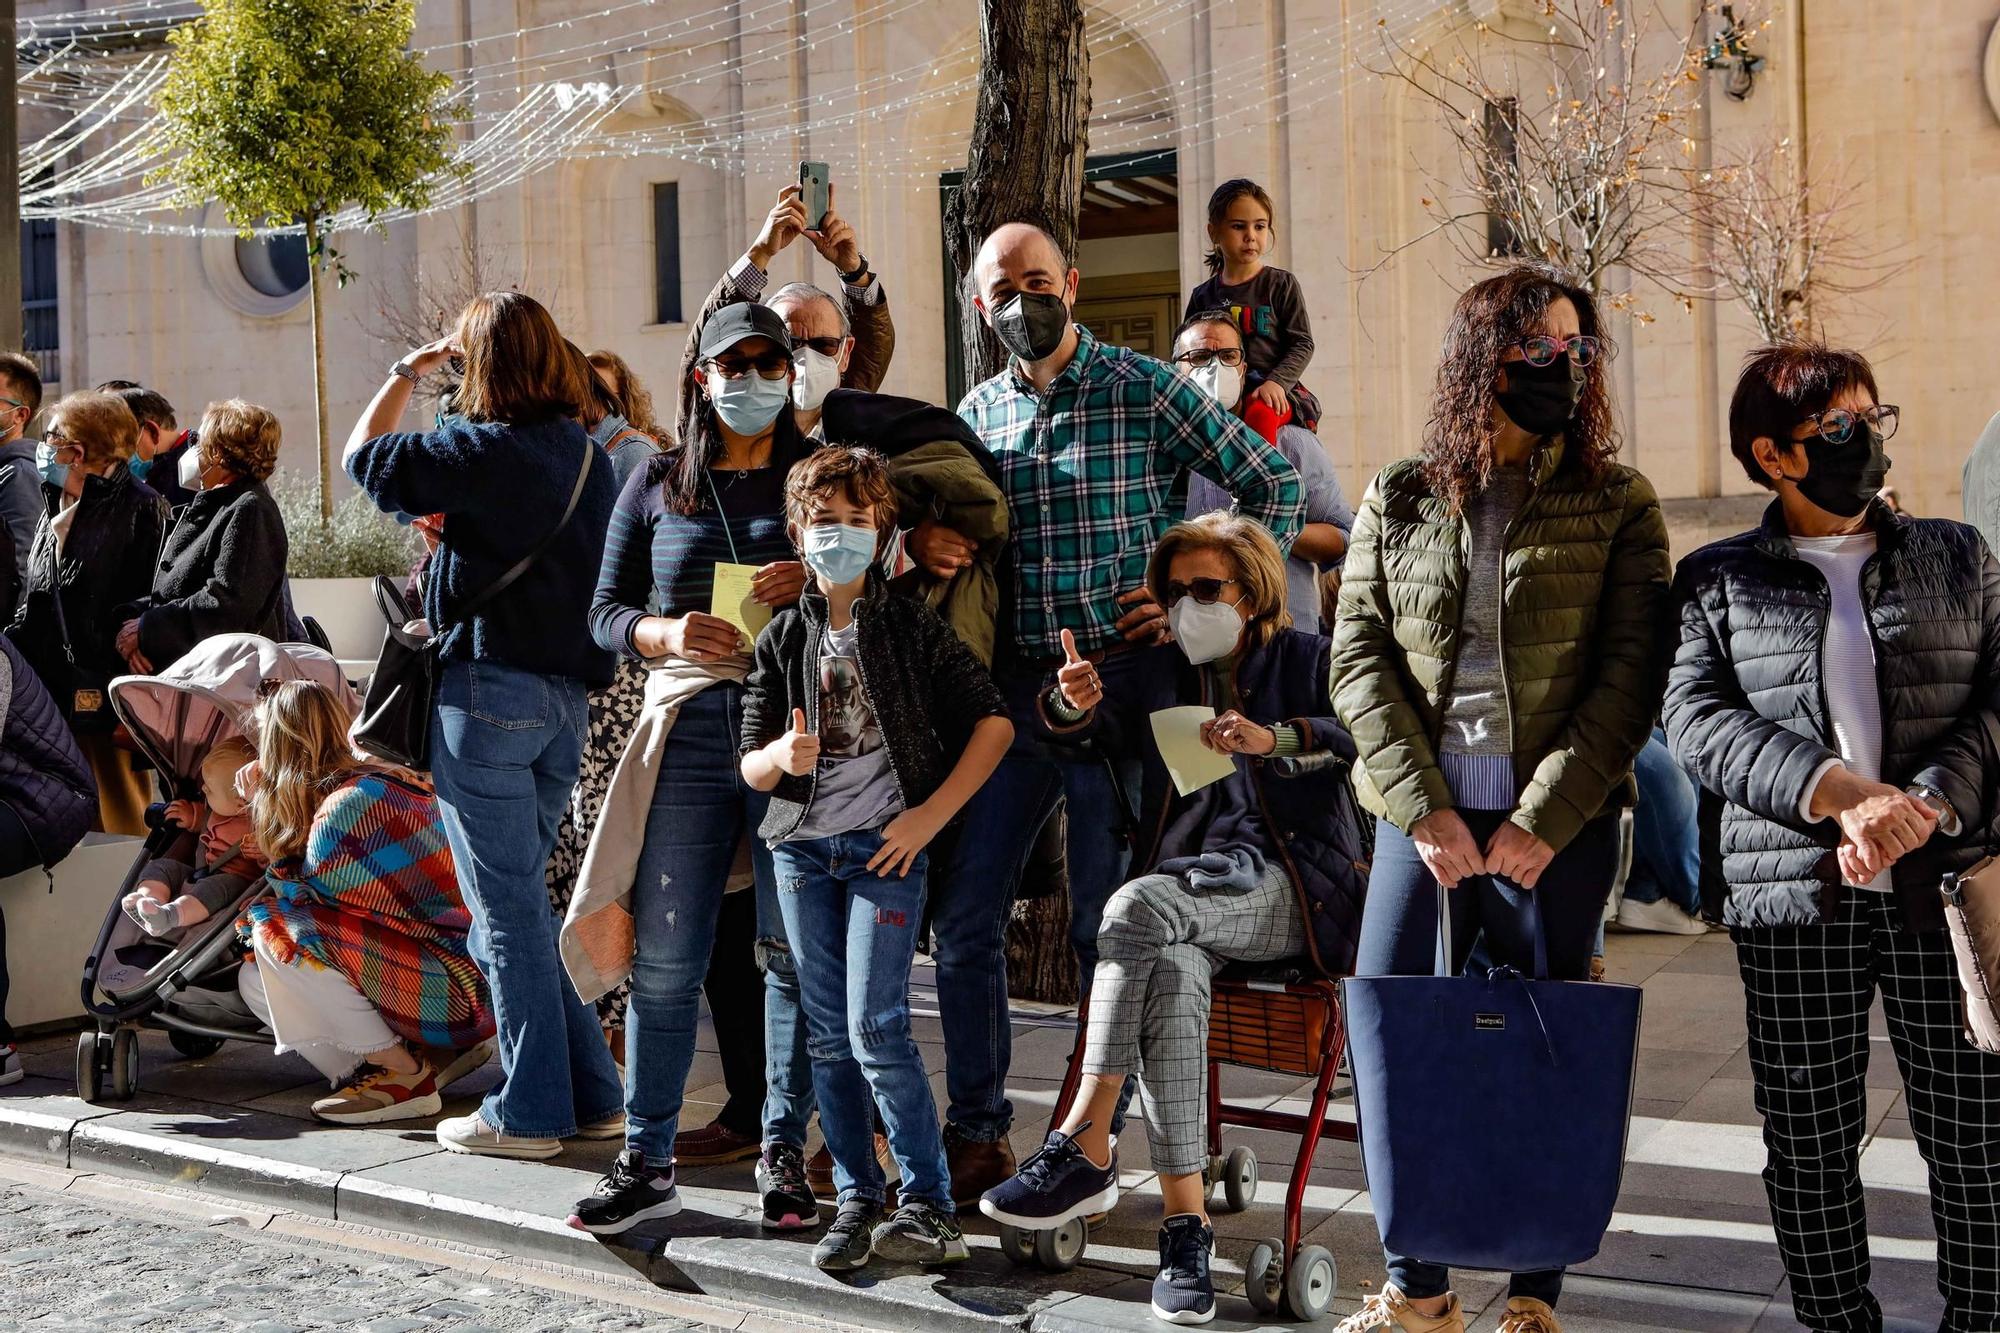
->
[1189, 361, 1244, 412]
[177, 442, 204, 492]
[791, 348, 842, 413]
[1169, 595, 1244, 665]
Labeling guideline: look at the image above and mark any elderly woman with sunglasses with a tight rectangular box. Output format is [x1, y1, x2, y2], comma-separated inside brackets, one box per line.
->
[1328, 264, 1669, 1333]
[975, 511, 1369, 1326]
[1663, 343, 2000, 1332]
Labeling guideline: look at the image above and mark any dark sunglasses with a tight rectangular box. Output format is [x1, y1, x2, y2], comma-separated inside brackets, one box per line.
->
[1793, 404, 1900, 446]
[1172, 347, 1245, 370]
[1514, 334, 1601, 368]
[1164, 577, 1239, 606]
[705, 353, 793, 380]
[791, 335, 845, 358]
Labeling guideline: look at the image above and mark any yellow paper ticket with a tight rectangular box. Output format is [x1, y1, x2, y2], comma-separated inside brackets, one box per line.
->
[710, 562, 773, 646]
[1148, 705, 1236, 797]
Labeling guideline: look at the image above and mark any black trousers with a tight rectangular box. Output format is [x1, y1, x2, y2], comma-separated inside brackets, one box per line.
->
[0, 802, 40, 1045]
[1734, 892, 2000, 1332]
[706, 885, 767, 1137]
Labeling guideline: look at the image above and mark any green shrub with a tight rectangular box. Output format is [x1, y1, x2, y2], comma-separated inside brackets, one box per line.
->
[272, 472, 419, 579]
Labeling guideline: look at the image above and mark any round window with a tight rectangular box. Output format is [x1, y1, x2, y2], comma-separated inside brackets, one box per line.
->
[234, 232, 309, 299]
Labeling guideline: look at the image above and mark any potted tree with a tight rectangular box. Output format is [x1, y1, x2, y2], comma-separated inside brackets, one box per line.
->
[273, 473, 419, 670]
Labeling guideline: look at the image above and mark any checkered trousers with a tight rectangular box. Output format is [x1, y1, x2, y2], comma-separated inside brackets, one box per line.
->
[1081, 862, 1304, 1176]
[1733, 892, 2000, 1332]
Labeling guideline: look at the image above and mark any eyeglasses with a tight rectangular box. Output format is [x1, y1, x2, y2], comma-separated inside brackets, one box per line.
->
[1514, 334, 1601, 368]
[42, 430, 81, 460]
[1172, 347, 1246, 370]
[791, 335, 845, 358]
[1793, 404, 1900, 446]
[0, 395, 24, 412]
[705, 353, 793, 380]
[1164, 577, 1240, 606]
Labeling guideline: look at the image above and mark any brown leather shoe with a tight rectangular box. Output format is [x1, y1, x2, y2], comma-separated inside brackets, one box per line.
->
[673, 1118, 760, 1165]
[947, 1131, 1017, 1207]
[806, 1133, 894, 1192]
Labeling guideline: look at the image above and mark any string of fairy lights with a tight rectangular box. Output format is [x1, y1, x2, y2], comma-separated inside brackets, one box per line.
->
[14, 0, 1452, 237]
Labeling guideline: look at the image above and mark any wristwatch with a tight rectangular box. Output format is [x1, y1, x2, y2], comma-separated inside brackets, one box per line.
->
[839, 254, 872, 285]
[1908, 783, 1962, 836]
[390, 360, 420, 384]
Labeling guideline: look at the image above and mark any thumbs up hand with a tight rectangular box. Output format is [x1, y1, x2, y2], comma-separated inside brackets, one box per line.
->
[766, 707, 822, 777]
[1055, 628, 1104, 712]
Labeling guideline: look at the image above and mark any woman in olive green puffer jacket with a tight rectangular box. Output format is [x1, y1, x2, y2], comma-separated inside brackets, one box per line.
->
[1327, 264, 1670, 1333]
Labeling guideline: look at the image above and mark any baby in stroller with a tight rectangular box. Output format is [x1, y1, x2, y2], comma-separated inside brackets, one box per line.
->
[121, 738, 266, 938]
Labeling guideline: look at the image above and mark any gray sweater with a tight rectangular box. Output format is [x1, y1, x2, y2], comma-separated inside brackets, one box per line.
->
[1438, 466, 1530, 809]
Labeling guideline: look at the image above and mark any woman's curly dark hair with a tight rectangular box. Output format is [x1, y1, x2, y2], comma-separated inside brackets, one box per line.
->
[1421, 263, 1618, 513]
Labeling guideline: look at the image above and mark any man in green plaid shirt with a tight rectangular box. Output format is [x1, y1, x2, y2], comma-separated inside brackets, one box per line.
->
[928, 222, 1305, 1204]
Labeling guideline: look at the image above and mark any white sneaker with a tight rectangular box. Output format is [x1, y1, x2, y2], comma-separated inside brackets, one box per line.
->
[426, 1040, 494, 1090]
[435, 1110, 561, 1159]
[572, 1110, 627, 1141]
[0, 1045, 22, 1087]
[1614, 896, 1707, 936]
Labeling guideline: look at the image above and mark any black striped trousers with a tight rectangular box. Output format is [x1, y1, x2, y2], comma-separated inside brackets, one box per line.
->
[1734, 892, 2000, 1332]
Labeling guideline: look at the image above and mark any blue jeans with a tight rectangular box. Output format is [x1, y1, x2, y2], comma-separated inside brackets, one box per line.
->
[772, 828, 950, 1208]
[930, 658, 1141, 1141]
[1624, 729, 1702, 914]
[430, 660, 624, 1139]
[625, 684, 812, 1166]
[1355, 808, 1622, 1308]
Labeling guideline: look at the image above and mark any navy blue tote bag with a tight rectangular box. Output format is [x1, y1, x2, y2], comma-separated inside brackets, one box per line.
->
[1340, 887, 1642, 1273]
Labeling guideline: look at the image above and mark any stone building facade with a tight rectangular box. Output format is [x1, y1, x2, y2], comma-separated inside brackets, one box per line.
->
[19, 0, 1999, 519]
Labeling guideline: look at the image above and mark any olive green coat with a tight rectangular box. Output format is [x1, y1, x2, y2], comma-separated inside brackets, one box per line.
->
[1329, 439, 1671, 853]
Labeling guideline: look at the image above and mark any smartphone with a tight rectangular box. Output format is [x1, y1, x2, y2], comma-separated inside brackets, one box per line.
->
[799, 161, 831, 232]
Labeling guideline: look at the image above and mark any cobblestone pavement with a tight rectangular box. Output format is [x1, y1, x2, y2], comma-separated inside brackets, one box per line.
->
[0, 1178, 721, 1333]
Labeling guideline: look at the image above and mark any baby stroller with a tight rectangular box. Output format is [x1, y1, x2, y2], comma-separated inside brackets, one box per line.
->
[74, 634, 357, 1102]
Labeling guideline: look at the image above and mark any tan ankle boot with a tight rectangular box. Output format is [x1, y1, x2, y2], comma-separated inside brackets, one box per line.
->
[1496, 1296, 1562, 1333]
[1332, 1284, 1466, 1333]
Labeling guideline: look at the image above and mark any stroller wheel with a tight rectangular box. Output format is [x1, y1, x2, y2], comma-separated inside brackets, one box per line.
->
[1243, 1238, 1283, 1314]
[168, 1030, 226, 1060]
[75, 1033, 106, 1103]
[109, 1029, 139, 1100]
[1031, 1216, 1088, 1271]
[996, 1222, 1035, 1266]
[1221, 1145, 1258, 1213]
[1281, 1244, 1336, 1321]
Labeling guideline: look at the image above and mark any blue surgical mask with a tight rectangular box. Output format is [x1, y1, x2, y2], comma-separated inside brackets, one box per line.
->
[707, 371, 790, 436]
[126, 454, 153, 482]
[801, 522, 878, 587]
[35, 441, 69, 491]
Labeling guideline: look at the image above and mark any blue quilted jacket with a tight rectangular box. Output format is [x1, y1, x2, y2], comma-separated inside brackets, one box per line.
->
[0, 633, 94, 866]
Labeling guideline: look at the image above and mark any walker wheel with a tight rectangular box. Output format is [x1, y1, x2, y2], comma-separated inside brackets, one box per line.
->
[997, 1222, 1035, 1266]
[109, 1028, 139, 1101]
[1243, 1237, 1283, 1314]
[1221, 1144, 1258, 1213]
[75, 1033, 105, 1103]
[1031, 1216, 1088, 1271]
[1282, 1244, 1336, 1320]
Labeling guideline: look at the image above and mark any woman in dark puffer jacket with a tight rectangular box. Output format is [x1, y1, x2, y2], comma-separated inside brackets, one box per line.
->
[1664, 341, 2000, 1333]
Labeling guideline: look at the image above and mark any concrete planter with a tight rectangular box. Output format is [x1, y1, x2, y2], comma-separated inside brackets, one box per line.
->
[289, 576, 386, 670]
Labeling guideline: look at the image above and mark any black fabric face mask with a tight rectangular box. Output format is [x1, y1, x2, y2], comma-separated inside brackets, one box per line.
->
[1496, 357, 1586, 437]
[1794, 425, 1891, 519]
[990, 291, 1071, 362]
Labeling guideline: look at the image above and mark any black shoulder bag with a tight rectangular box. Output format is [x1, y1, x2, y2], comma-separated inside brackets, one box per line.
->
[353, 440, 593, 770]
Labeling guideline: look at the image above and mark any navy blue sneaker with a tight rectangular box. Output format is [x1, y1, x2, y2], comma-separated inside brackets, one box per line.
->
[566, 1148, 681, 1235]
[1150, 1214, 1215, 1325]
[976, 1123, 1118, 1228]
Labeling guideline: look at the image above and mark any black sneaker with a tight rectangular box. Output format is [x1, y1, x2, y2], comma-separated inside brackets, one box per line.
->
[811, 1197, 882, 1272]
[1150, 1214, 1215, 1325]
[870, 1199, 971, 1266]
[977, 1123, 1118, 1228]
[566, 1147, 681, 1235]
[755, 1141, 818, 1231]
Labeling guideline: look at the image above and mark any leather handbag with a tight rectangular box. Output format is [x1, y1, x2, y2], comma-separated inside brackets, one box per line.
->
[1341, 887, 1643, 1273]
[352, 441, 593, 770]
[1938, 711, 2000, 1053]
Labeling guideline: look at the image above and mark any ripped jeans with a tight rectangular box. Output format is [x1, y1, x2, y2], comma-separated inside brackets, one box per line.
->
[770, 828, 950, 1209]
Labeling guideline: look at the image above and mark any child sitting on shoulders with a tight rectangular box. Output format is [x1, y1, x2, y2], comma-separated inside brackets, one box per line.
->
[739, 445, 1013, 1274]
[1185, 177, 1321, 438]
[122, 738, 265, 937]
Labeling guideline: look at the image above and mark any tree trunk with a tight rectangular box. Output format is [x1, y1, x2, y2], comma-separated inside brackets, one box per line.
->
[305, 215, 333, 522]
[943, 0, 1091, 386]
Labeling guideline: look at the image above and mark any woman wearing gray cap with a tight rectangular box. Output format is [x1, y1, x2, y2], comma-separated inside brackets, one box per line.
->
[343, 291, 626, 1162]
[562, 300, 818, 1237]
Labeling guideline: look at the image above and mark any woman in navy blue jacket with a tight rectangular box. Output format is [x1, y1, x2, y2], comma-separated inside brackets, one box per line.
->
[978, 512, 1368, 1324]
